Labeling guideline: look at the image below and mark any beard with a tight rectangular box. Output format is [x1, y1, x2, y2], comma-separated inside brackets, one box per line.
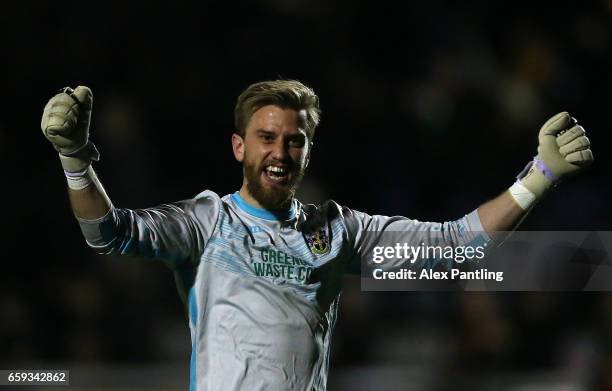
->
[243, 153, 305, 211]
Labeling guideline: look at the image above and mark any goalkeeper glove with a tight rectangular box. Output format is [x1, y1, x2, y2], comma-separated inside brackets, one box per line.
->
[41, 86, 99, 189]
[510, 111, 594, 209]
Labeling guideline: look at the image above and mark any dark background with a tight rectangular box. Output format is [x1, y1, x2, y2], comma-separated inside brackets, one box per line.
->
[1, 1, 611, 389]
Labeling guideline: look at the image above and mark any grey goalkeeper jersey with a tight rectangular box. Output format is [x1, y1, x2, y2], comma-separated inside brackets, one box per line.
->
[78, 190, 489, 391]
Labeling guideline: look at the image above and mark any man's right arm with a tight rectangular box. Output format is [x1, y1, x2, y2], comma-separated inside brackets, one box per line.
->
[41, 85, 109, 219]
[68, 173, 112, 220]
[41, 86, 217, 266]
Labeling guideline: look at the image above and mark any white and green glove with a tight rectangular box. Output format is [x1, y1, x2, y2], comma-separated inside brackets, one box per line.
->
[510, 111, 594, 210]
[41, 86, 99, 189]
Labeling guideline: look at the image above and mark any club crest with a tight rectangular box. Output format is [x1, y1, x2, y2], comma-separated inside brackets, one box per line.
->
[306, 228, 330, 255]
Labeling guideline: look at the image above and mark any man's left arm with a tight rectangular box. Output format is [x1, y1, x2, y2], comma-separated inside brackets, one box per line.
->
[477, 192, 524, 235]
[477, 111, 593, 237]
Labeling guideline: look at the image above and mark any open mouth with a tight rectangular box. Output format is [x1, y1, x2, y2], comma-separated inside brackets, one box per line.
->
[263, 165, 290, 185]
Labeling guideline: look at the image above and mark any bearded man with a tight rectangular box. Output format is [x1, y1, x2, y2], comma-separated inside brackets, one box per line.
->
[40, 80, 593, 390]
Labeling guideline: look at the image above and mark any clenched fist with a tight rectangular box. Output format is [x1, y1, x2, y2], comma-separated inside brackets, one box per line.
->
[41, 86, 99, 175]
[519, 111, 594, 198]
[41, 86, 93, 155]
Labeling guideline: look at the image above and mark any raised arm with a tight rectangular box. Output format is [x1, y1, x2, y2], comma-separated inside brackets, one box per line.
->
[41, 86, 111, 220]
[343, 112, 593, 273]
[40, 86, 217, 268]
[478, 112, 593, 237]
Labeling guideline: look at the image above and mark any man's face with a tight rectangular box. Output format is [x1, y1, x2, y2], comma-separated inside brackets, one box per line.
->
[232, 105, 311, 210]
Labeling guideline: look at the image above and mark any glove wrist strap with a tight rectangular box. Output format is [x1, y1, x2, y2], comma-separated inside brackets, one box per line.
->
[516, 157, 556, 199]
[65, 166, 94, 190]
[532, 157, 557, 183]
[58, 142, 100, 191]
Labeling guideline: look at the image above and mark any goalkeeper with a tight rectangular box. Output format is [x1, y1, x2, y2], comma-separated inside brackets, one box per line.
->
[41, 82, 593, 391]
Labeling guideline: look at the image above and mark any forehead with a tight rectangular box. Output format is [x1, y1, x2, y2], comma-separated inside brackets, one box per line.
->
[246, 105, 307, 134]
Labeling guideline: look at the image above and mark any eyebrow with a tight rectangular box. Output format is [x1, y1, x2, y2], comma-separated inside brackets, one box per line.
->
[255, 129, 275, 135]
[254, 128, 307, 140]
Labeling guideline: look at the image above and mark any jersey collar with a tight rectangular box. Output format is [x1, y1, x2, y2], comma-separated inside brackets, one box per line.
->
[231, 192, 297, 221]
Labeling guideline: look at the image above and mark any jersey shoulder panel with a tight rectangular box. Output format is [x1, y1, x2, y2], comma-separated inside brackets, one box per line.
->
[299, 199, 345, 231]
[186, 189, 223, 255]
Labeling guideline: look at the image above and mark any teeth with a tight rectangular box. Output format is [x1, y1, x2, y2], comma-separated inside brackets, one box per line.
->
[267, 166, 287, 174]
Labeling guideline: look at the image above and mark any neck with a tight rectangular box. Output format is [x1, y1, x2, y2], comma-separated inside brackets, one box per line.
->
[239, 185, 263, 209]
[239, 184, 293, 212]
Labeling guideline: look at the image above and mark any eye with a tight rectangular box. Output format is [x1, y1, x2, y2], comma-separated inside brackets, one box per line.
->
[260, 134, 274, 142]
[288, 137, 305, 148]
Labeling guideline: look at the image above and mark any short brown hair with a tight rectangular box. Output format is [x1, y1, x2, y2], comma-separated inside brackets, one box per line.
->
[234, 79, 321, 140]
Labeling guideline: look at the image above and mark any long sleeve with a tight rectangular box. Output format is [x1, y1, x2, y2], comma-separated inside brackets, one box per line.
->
[342, 207, 491, 273]
[76, 190, 221, 267]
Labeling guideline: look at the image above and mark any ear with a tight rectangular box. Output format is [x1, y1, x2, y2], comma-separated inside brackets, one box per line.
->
[232, 133, 245, 162]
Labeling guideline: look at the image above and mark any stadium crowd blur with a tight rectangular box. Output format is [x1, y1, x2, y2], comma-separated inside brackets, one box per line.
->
[1, 0, 612, 389]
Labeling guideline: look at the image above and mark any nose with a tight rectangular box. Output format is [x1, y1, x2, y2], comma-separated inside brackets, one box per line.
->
[270, 138, 289, 161]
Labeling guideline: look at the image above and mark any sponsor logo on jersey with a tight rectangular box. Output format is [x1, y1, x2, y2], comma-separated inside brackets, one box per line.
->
[254, 248, 313, 283]
[306, 228, 330, 255]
